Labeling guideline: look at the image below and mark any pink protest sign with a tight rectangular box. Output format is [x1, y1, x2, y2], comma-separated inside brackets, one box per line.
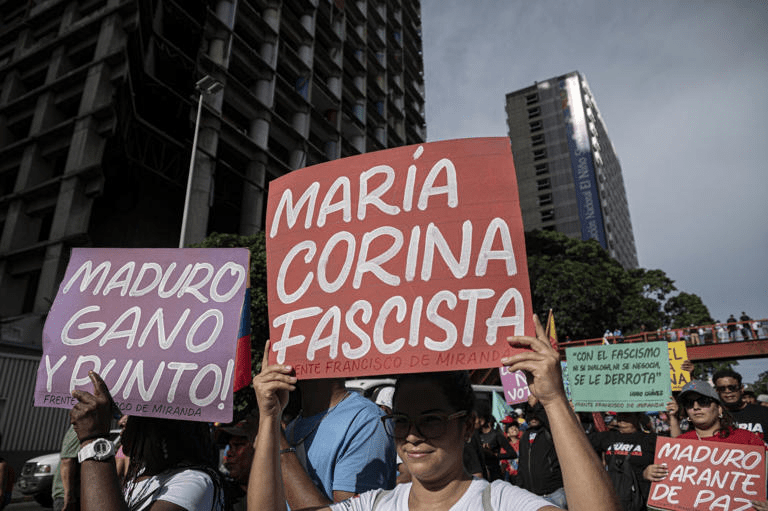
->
[265, 138, 533, 378]
[500, 367, 531, 404]
[648, 436, 766, 511]
[34, 248, 249, 423]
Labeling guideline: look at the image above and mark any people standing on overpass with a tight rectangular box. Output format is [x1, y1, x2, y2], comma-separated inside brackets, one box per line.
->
[727, 314, 739, 340]
[740, 312, 754, 339]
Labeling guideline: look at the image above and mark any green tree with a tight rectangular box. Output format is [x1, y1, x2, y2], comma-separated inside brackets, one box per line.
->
[752, 370, 768, 395]
[617, 268, 677, 334]
[664, 292, 714, 329]
[192, 232, 268, 421]
[525, 230, 628, 339]
[525, 230, 710, 340]
[691, 360, 736, 382]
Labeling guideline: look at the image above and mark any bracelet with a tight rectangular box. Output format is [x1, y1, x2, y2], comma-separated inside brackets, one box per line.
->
[279, 447, 296, 455]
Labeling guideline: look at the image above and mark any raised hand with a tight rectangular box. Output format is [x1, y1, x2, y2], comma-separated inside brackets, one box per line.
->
[665, 398, 679, 416]
[70, 371, 113, 442]
[501, 314, 565, 407]
[253, 340, 297, 419]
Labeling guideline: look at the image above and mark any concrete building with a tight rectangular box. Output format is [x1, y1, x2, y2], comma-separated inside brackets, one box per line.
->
[506, 71, 638, 269]
[0, 0, 425, 462]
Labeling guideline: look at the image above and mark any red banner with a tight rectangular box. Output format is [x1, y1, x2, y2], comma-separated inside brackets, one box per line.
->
[265, 138, 533, 378]
[649, 436, 766, 511]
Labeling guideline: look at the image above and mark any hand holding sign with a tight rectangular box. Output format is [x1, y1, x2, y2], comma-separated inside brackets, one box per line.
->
[252, 341, 296, 420]
[642, 463, 669, 483]
[71, 371, 113, 442]
[265, 138, 533, 378]
[501, 314, 566, 408]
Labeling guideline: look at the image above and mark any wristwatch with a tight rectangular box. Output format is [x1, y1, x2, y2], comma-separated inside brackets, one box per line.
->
[78, 437, 115, 462]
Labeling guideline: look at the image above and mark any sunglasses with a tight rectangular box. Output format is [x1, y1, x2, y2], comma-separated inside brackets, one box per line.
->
[381, 411, 468, 440]
[681, 396, 717, 409]
[715, 385, 740, 393]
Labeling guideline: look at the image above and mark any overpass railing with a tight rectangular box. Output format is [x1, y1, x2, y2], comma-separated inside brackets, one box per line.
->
[558, 319, 768, 350]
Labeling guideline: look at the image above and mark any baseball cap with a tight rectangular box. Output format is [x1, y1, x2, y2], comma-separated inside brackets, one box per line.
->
[757, 394, 768, 403]
[678, 380, 720, 404]
[500, 415, 516, 424]
[218, 410, 259, 441]
[375, 386, 395, 409]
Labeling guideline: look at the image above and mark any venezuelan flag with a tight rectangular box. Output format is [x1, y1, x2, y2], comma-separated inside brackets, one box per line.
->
[233, 288, 252, 391]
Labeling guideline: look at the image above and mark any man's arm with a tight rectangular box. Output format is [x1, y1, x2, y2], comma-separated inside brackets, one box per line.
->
[70, 372, 128, 511]
[249, 346, 329, 511]
[278, 434, 342, 507]
[59, 457, 79, 511]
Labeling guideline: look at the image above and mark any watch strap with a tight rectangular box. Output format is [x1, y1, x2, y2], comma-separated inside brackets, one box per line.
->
[78, 438, 115, 462]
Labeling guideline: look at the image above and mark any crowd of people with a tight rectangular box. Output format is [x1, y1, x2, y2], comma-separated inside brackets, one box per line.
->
[3, 317, 764, 511]
[597, 312, 768, 346]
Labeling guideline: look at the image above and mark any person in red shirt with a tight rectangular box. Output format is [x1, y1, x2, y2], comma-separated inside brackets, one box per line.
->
[499, 419, 521, 482]
[651, 380, 767, 511]
[665, 380, 764, 446]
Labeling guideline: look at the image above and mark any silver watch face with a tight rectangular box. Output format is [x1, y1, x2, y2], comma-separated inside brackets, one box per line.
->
[93, 438, 113, 460]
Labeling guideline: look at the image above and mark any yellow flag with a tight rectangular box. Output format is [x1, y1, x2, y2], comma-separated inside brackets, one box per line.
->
[545, 309, 558, 350]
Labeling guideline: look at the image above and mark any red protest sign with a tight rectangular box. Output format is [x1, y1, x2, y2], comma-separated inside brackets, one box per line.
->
[265, 138, 533, 378]
[648, 436, 766, 511]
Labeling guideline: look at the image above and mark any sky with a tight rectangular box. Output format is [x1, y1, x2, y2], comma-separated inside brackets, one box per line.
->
[420, 0, 768, 383]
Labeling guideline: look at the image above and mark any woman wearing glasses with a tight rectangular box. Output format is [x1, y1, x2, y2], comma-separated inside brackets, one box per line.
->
[664, 380, 764, 446]
[645, 380, 767, 511]
[248, 315, 621, 511]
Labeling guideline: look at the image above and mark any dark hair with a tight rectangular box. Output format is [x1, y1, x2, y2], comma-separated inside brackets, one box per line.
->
[393, 371, 475, 414]
[504, 422, 519, 434]
[123, 417, 222, 510]
[615, 412, 652, 433]
[475, 399, 493, 426]
[712, 369, 742, 386]
[743, 390, 756, 398]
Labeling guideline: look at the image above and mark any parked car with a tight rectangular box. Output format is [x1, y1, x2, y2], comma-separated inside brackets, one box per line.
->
[16, 429, 121, 508]
[17, 452, 59, 507]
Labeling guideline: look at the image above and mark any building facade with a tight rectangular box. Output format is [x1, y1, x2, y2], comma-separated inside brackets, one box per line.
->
[0, 0, 425, 461]
[505, 71, 638, 269]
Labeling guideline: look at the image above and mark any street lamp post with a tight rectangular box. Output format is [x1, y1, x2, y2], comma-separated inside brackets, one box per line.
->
[179, 75, 223, 248]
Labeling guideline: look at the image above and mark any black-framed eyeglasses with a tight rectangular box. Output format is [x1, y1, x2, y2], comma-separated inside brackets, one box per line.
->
[381, 411, 468, 440]
[681, 396, 717, 409]
[715, 384, 740, 393]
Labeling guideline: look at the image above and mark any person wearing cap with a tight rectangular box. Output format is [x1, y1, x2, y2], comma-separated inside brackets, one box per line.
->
[500, 420, 520, 482]
[713, 368, 768, 442]
[588, 412, 657, 507]
[656, 380, 768, 511]
[758, 394, 768, 408]
[374, 386, 395, 415]
[666, 380, 764, 445]
[219, 411, 259, 511]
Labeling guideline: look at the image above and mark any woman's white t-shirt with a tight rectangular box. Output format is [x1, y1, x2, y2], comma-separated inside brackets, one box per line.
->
[125, 468, 219, 511]
[329, 479, 554, 511]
